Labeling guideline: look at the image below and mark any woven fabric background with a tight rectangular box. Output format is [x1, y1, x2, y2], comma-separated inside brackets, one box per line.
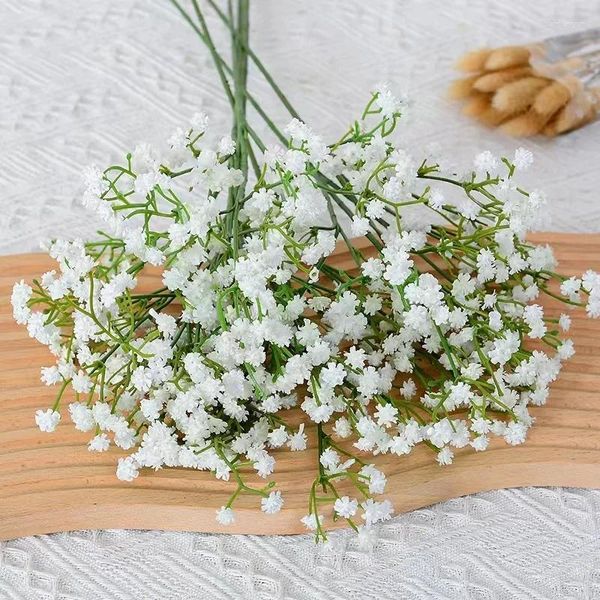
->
[1, 1, 599, 598]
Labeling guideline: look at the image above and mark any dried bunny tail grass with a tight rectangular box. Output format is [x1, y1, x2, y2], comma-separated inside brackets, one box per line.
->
[473, 66, 533, 92]
[477, 104, 514, 127]
[500, 110, 548, 136]
[452, 39, 600, 136]
[455, 48, 491, 72]
[448, 75, 480, 99]
[492, 77, 549, 114]
[484, 45, 531, 70]
[543, 96, 598, 135]
[532, 80, 573, 119]
[462, 93, 491, 117]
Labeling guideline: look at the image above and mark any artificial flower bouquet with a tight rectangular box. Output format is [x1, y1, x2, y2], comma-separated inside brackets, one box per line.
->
[11, 0, 600, 541]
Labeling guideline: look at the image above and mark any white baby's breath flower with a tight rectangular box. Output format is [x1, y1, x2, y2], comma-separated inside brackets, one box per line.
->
[374, 83, 406, 118]
[261, 491, 284, 514]
[436, 446, 454, 466]
[149, 308, 177, 339]
[428, 188, 445, 210]
[334, 496, 358, 518]
[333, 417, 352, 439]
[558, 339, 575, 360]
[513, 147, 533, 171]
[217, 136, 236, 155]
[351, 216, 370, 237]
[69, 402, 95, 432]
[559, 313, 571, 331]
[288, 425, 307, 451]
[116, 457, 139, 482]
[471, 435, 489, 452]
[360, 465, 387, 494]
[473, 150, 499, 174]
[504, 422, 528, 445]
[190, 112, 209, 133]
[216, 506, 236, 525]
[267, 426, 289, 448]
[72, 371, 92, 394]
[361, 499, 394, 525]
[300, 514, 323, 531]
[35, 409, 61, 432]
[41, 366, 62, 386]
[11, 280, 32, 324]
[88, 433, 110, 452]
[320, 448, 340, 470]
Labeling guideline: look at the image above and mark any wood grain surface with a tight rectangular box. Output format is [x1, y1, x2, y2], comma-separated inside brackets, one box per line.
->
[1, 233, 599, 540]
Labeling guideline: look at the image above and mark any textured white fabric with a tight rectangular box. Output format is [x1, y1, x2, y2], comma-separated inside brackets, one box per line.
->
[1, 0, 600, 598]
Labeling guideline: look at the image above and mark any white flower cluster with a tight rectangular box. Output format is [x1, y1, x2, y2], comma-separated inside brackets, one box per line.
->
[12, 91, 599, 542]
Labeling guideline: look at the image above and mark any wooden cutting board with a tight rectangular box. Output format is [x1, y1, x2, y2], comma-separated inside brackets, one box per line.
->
[1, 233, 599, 540]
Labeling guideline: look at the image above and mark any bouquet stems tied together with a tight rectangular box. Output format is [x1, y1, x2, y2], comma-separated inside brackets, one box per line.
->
[11, 0, 600, 542]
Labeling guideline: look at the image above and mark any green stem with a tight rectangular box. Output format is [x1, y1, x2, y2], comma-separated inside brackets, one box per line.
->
[206, 0, 301, 120]
[228, 0, 250, 258]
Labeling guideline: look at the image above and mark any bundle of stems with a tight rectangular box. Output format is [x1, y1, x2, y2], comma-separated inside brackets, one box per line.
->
[169, 0, 385, 252]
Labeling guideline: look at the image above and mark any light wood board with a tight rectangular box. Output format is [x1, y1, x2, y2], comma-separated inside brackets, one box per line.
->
[1, 233, 599, 540]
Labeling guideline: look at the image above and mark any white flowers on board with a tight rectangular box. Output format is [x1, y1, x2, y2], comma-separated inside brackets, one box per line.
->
[12, 87, 600, 542]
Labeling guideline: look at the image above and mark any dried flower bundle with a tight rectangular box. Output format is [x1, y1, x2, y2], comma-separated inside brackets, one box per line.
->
[451, 29, 600, 136]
